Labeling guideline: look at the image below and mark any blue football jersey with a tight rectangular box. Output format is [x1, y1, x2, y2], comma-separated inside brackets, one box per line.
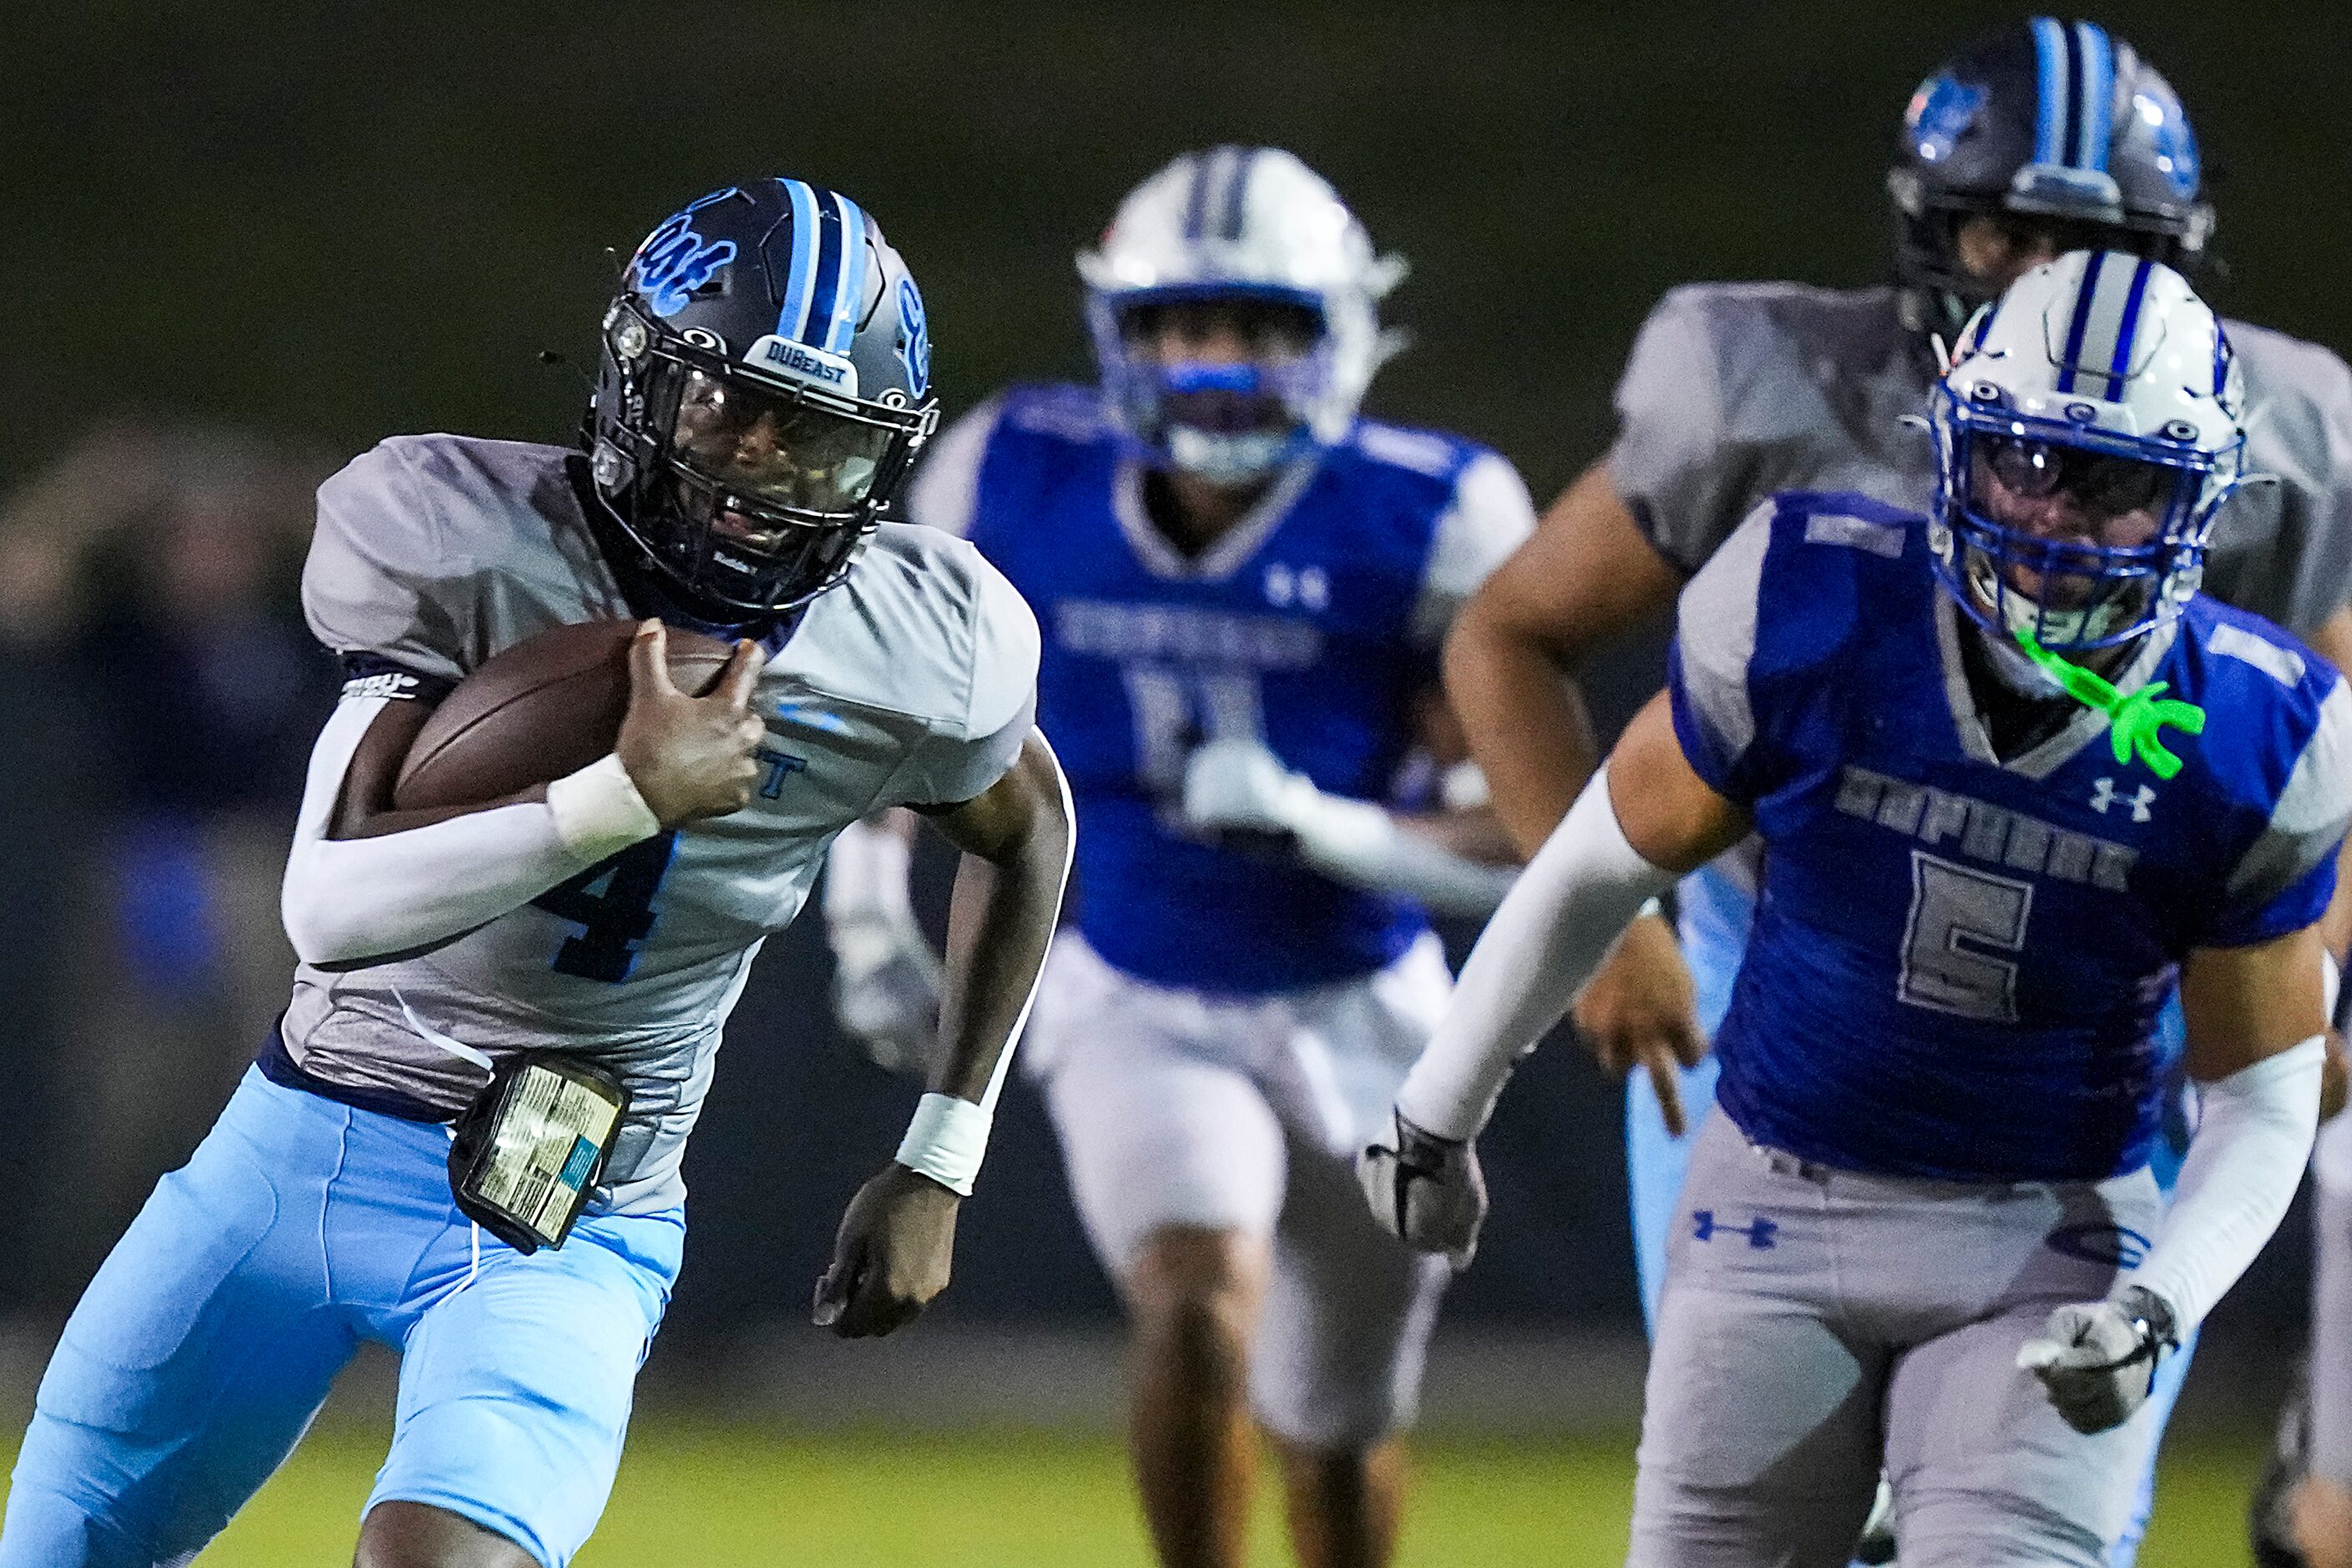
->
[906, 383, 1534, 994]
[1670, 491, 2352, 1182]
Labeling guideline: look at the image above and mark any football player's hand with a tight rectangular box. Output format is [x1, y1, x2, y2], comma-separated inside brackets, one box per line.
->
[832, 918, 944, 1078]
[1358, 1109, 1488, 1269]
[812, 1161, 961, 1338]
[1574, 908, 1707, 1136]
[1180, 737, 1312, 842]
[2016, 1287, 2178, 1434]
[616, 620, 769, 826]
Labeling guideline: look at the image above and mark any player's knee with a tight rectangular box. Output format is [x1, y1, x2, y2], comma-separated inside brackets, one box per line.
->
[1127, 1227, 1266, 1383]
[353, 1501, 540, 1568]
[2294, 1474, 2352, 1568]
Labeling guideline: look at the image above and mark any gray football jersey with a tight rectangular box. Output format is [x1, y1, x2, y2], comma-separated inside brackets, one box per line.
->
[283, 434, 1039, 1213]
[1611, 281, 2352, 635]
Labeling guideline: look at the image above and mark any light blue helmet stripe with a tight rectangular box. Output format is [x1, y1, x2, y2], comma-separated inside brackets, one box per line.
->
[2106, 256, 2156, 400]
[2074, 21, 2114, 172]
[2030, 17, 2069, 167]
[2054, 249, 2107, 395]
[823, 191, 868, 354]
[776, 178, 823, 342]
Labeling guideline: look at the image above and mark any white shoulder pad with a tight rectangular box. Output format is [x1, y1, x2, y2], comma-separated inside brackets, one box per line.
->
[1410, 449, 1537, 645]
[303, 435, 589, 683]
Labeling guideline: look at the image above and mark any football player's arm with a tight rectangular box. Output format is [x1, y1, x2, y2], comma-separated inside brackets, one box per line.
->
[2017, 924, 2329, 1434]
[814, 731, 1074, 1339]
[1362, 693, 1748, 1262]
[1176, 449, 1530, 916]
[822, 810, 943, 1074]
[282, 625, 765, 969]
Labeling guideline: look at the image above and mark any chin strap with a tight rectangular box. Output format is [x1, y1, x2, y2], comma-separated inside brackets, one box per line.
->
[2012, 627, 2207, 780]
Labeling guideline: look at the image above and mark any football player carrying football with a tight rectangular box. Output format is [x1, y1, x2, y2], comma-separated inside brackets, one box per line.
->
[1371, 252, 2349, 1568]
[1441, 18, 2352, 1563]
[826, 148, 1530, 1568]
[0, 180, 1070, 1568]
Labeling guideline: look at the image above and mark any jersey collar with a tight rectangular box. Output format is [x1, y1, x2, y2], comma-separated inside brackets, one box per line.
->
[1110, 455, 1320, 582]
[1934, 590, 2177, 778]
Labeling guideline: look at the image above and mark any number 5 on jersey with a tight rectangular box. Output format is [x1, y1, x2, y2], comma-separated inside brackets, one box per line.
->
[1899, 850, 2033, 1023]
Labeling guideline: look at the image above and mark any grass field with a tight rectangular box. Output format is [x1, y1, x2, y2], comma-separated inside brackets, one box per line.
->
[0, 1417, 2267, 1565]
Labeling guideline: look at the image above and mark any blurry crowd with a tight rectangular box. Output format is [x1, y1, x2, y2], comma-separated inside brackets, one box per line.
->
[0, 423, 341, 1307]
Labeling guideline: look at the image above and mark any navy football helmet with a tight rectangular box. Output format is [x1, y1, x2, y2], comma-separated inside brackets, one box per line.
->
[589, 180, 938, 622]
[1890, 20, 2213, 341]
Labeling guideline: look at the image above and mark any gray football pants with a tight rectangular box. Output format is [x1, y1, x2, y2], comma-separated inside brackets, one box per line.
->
[1631, 1115, 2167, 1568]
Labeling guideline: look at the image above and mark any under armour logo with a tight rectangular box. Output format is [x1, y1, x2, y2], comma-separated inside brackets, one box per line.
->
[2089, 776, 2156, 822]
[1692, 1211, 1778, 1249]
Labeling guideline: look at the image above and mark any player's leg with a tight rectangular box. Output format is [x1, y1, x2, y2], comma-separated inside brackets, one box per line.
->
[1252, 1144, 1447, 1568]
[1247, 932, 1452, 1568]
[0, 1068, 362, 1568]
[1880, 1172, 2167, 1568]
[2294, 1171, 2352, 1568]
[1627, 863, 1748, 1331]
[1032, 936, 1287, 1568]
[360, 1206, 684, 1568]
[1629, 1118, 1884, 1568]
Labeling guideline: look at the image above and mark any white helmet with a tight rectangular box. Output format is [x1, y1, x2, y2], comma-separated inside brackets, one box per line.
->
[1928, 248, 2252, 652]
[1078, 147, 1406, 483]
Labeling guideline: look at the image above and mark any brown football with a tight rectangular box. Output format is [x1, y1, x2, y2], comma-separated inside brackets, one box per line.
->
[392, 620, 739, 811]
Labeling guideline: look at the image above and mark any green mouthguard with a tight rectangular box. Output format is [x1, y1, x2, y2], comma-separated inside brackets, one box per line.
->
[2011, 627, 2205, 780]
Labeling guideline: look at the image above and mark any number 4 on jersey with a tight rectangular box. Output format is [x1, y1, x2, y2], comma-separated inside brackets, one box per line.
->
[533, 832, 678, 982]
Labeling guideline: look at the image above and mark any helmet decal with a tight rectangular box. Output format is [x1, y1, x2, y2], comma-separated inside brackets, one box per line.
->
[1907, 74, 1987, 165]
[896, 276, 931, 400]
[634, 189, 742, 319]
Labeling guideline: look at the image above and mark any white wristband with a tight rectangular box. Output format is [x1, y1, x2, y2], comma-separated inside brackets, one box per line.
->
[546, 753, 662, 860]
[895, 1091, 992, 1197]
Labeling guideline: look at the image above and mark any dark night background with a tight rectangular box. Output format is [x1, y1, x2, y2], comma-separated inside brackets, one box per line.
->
[0, 2, 2345, 1370]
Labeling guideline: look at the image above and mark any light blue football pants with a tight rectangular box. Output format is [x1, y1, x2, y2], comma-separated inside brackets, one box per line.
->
[1626, 862, 2195, 1568]
[0, 1067, 683, 1568]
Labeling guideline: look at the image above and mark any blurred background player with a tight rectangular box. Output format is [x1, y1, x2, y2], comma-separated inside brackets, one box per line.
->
[1440, 18, 2352, 1561]
[0, 423, 339, 1276]
[0, 179, 1070, 1568]
[824, 147, 1530, 1568]
[1372, 250, 2348, 1568]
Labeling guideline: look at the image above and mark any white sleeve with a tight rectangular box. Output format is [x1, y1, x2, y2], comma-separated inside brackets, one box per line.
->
[281, 695, 660, 968]
[896, 554, 1042, 807]
[1394, 763, 1678, 1139]
[2122, 1034, 2324, 1331]
[1408, 450, 1538, 646]
[898, 397, 1006, 539]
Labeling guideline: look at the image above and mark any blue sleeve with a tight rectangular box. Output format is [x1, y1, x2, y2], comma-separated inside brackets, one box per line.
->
[2203, 852, 2339, 949]
[2200, 678, 2352, 948]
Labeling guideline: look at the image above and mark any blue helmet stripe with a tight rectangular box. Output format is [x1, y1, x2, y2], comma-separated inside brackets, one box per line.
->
[1181, 152, 1213, 241]
[2029, 18, 2069, 167]
[776, 179, 824, 342]
[2055, 249, 2107, 394]
[2106, 256, 2155, 399]
[2074, 22, 2114, 172]
[802, 192, 847, 349]
[1217, 147, 1256, 240]
[822, 192, 869, 354]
